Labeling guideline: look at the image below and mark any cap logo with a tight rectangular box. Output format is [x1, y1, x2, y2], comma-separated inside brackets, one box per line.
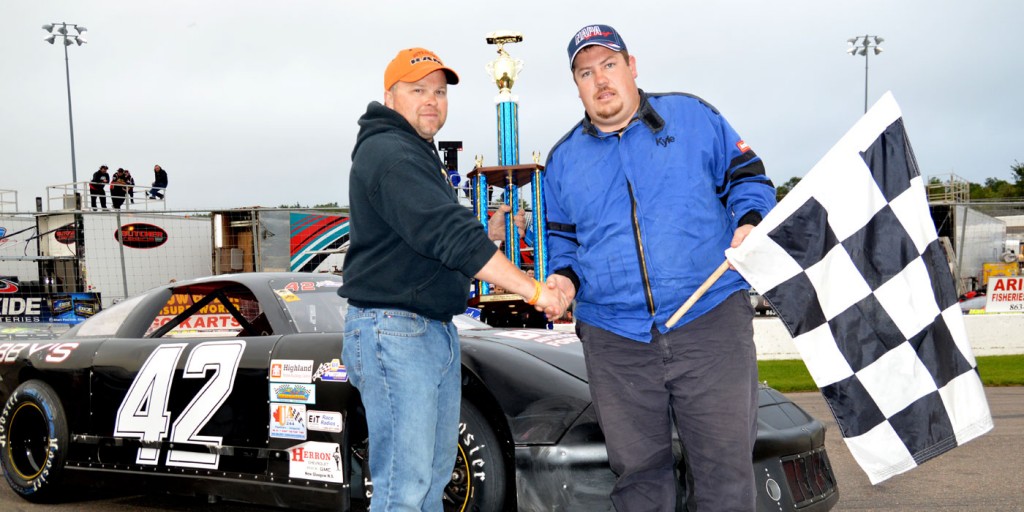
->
[410, 55, 444, 66]
[575, 26, 613, 45]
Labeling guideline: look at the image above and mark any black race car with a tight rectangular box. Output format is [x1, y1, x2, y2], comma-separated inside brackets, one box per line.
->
[0, 273, 837, 511]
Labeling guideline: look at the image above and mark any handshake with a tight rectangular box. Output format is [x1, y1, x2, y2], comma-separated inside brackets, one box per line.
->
[486, 204, 574, 321]
[524, 274, 575, 322]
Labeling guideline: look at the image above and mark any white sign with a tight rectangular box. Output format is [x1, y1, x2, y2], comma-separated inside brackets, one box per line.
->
[307, 410, 343, 433]
[270, 359, 314, 382]
[986, 277, 1024, 313]
[269, 382, 316, 404]
[270, 404, 307, 440]
[289, 441, 343, 483]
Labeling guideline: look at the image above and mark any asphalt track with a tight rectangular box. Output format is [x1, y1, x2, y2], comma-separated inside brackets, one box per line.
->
[1, 388, 1021, 511]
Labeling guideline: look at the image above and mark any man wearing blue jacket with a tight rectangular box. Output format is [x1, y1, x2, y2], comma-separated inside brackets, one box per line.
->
[544, 25, 777, 511]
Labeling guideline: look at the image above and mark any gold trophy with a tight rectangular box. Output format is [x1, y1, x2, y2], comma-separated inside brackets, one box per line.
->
[468, 31, 548, 328]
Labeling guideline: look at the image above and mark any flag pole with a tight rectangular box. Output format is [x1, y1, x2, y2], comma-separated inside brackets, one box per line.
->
[665, 259, 730, 328]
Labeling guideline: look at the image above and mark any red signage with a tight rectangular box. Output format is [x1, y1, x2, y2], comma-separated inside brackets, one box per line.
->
[55, 223, 78, 245]
[116, 223, 168, 249]
[0, 279, 18, 294]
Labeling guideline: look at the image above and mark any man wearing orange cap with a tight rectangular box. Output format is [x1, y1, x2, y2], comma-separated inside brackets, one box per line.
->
[339, 48, 566, 510]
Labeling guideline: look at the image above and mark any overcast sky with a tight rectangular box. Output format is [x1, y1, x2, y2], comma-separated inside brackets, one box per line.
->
[2, 1, 1021, 211]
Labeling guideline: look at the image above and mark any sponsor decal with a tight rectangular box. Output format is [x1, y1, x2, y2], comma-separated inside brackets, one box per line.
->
[284, 281, 316, 292]
[274, 289, 301, 303]
[0, 342, 79, 364]
[115, 223, 168, 249]
[306, 410, 343, 433]
[270, 404, 307, 440]
[492, 330, 580, 348]
[270, 382, 316, 404]
[313, 359, 348, 382]
[736, 140, 751, 153]
[270, 359, 314, 382]
[54, 223, 77, 245]
[0, 279, 19, 294]
[289, 441, 343, 483]
[150, 314, 241, 333]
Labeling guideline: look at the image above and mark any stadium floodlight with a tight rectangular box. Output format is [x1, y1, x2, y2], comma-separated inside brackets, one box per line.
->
[846, 34, 885, 113]
[42, 22, 89, 188]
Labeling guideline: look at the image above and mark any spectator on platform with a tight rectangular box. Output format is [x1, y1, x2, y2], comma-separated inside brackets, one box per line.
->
[123, 169, 136, 204]
[110, 168, 132, 210]
[149, 164, 168, 199]
[89, 165, 109, 210]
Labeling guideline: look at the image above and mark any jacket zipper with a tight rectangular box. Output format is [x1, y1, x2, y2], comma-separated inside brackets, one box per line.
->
[627, 182, 656, 316]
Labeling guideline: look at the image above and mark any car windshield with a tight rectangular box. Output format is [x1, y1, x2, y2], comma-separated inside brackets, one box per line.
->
[0, 322, 71, 340]
[453, 312, 491, 330]
[268, 276, 346, 333]
[265, 276, 495, 333]
[74, 292, 152, 337]
[144, 283, 264, 338]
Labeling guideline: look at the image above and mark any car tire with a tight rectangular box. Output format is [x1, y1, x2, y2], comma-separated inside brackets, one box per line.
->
[0, 380, 69, 502]
[445, 399, 507, 512]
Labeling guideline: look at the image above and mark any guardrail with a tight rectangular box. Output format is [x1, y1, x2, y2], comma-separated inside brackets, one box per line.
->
[45, 181, 169, 212]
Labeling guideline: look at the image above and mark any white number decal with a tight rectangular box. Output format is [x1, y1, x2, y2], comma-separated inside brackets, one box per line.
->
[114, 341, 246, 468]
[114, 344, 186, 464]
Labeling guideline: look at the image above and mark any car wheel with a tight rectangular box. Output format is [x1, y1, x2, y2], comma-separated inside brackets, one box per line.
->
[0, 380, 69, 502]
[444, 400, 507, 512]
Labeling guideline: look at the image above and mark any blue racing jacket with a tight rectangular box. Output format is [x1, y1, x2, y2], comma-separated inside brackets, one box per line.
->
[543, 90, 776, 342]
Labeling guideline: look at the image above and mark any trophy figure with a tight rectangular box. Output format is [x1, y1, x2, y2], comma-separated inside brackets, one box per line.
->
[467, 31, 549, 328]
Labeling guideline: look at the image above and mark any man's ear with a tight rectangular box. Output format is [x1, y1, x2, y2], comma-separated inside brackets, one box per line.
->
[384, 88, 394, 109]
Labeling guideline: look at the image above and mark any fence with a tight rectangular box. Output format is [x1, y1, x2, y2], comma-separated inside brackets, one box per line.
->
[2, 196, 1021, 309]
[44, 181, 171, 212]
[0, 207, 350, 309]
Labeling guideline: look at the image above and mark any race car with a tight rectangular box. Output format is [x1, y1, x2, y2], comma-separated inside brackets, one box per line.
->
[0, 273, 838, 511]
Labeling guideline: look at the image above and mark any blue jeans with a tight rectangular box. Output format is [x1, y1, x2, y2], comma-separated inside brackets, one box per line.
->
[342, 306, 461, 512]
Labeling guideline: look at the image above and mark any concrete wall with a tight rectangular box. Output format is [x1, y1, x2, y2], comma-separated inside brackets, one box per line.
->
[754, 314, 1024, 360]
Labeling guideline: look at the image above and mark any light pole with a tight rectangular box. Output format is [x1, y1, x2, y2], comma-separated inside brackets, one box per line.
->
[43, 22, 88, 186]
[846, 35, 884, 113]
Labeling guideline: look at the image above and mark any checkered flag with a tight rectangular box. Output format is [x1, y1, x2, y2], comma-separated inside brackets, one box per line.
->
[727, 92, 993, 484]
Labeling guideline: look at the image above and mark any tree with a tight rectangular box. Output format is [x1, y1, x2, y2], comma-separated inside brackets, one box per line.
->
[1012, 160, 1024, 196]
[775, 176, 801, 202]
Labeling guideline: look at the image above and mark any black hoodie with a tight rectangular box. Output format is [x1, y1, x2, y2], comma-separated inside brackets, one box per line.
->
[339, 102, 496, 320]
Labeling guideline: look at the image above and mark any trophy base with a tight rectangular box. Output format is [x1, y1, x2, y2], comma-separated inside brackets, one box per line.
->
[467, 294, 548, 328]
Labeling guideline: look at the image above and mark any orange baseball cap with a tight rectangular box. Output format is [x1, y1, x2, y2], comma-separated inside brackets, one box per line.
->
[384, 47, 460, 91]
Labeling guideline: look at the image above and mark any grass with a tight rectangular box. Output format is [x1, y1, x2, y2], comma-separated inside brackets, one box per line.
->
[758, 354, 1024, 392]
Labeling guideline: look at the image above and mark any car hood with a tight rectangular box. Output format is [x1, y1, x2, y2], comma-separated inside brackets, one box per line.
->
[459, 327, 588, 381]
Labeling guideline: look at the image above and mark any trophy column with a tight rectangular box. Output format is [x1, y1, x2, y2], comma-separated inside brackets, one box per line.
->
[467, 31, 549, 328]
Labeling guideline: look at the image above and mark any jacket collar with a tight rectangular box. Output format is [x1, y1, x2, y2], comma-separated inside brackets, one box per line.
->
[581, 89, 665, 136]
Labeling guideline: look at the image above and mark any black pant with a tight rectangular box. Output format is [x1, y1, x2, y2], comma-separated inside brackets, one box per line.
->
[111, 195, 126, 209]
[90, 193, 107, 210]
[579, 290, 758, 512]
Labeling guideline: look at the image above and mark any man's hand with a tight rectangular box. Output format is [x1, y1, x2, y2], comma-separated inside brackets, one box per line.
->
[538, 274, 576, 321]
[728, 224, 756, 270]
[531, 283, 568, 321]
[486, 204, 527, 242]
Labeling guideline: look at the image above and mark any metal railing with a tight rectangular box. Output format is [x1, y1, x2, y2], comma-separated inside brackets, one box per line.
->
[0, 189, 17, 212]
[45, 181, 169, 212]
